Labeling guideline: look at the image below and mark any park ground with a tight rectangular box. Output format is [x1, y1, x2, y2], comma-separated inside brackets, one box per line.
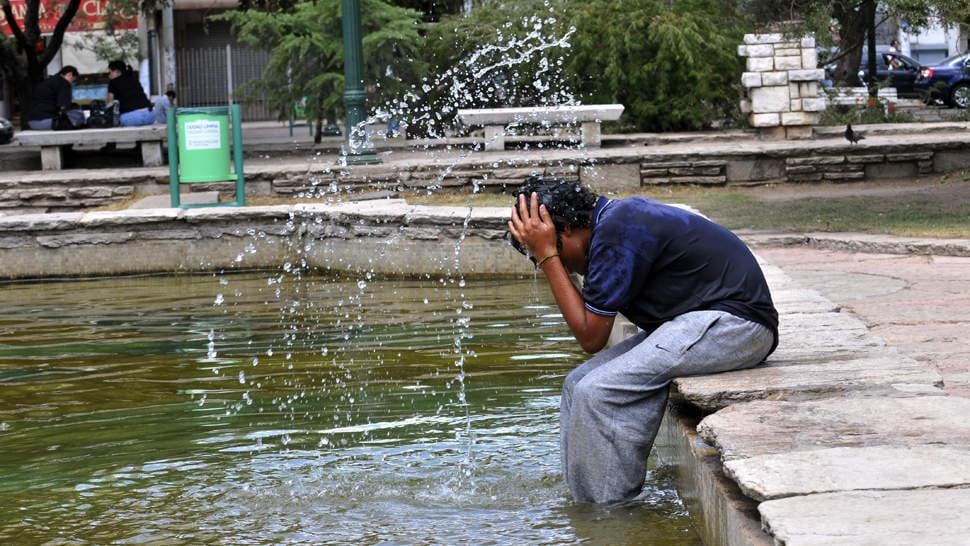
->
[403, 174, 970, 239]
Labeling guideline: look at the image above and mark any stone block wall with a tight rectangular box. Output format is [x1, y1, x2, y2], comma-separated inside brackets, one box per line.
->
[640, 160, 727, 185]
[785, 151, 934, 182]
[738, 33, 827, 139]
[3, 134, 970, 214]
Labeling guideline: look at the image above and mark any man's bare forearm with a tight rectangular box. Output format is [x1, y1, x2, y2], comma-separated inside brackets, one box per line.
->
[540, 256, 613, 353]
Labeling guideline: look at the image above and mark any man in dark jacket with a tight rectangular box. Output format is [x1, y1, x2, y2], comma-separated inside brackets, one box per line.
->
[27, 66, 82, 130]
[508, 177, 778, 503]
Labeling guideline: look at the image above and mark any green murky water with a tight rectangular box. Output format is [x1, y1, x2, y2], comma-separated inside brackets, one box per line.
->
[0, 273, 699, 545]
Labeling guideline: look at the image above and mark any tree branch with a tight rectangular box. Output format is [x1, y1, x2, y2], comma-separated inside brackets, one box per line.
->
[41, 0, 83, 65]
[824, 13, 892, 66]
[0, 0, 29, 51]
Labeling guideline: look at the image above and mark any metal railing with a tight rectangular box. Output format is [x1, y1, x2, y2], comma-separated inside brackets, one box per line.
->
[176, 45, 275, 121]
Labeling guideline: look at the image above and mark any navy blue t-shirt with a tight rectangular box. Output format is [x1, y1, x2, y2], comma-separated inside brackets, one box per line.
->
[582, 196, 778, 351]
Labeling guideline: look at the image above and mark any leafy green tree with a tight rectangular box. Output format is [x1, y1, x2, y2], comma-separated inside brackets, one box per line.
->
[568, 0, 745, 131]
[219, 0, 423, 142]
[410, 0, 575, 137]
[390, 0, 465, 22]
[69, 1, 141, 64]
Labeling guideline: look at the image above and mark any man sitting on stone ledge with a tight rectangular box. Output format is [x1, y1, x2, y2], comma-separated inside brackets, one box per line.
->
[507, 177, 779, 503]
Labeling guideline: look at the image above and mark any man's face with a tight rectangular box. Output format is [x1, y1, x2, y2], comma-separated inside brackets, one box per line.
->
[63, 73, 77, 85]
[558, 227, 589, 276]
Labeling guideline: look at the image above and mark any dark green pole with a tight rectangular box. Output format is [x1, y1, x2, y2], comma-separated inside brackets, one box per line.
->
[341, 0, 379, 164]
[231, 103, 246, 206]
[167, 107, 180, 208]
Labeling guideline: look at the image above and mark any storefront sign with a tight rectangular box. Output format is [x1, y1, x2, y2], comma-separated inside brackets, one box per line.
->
[0, 0, 137, 37]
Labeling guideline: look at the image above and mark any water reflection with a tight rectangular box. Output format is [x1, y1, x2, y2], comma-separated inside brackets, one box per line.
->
[0, 274, 698, 544]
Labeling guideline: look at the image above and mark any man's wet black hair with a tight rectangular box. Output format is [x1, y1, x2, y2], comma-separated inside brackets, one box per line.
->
[507, 176, 599, 259]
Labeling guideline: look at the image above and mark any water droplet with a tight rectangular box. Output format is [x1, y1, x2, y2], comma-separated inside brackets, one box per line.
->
[213, 293, 224, 306]
[238, 370, 246, 384]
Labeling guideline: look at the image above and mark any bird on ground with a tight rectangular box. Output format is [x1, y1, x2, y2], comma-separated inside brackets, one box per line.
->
[845, 124, 865, 144]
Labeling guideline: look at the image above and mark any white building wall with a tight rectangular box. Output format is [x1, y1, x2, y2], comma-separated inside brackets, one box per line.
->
[902, 20, 965, 64]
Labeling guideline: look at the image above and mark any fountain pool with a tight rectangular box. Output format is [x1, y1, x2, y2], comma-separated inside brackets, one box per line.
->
[0, 273, 699, 544]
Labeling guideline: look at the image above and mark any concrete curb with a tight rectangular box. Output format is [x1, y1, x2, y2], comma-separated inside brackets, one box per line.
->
[740, 230, 970, 257]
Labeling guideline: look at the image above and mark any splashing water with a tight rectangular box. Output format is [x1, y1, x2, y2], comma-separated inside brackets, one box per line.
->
[205, 4, 597, 499]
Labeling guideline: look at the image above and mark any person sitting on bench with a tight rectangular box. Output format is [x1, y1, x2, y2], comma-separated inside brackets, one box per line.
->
[26, 66, 84, 130]
[107, 60, 155, 127]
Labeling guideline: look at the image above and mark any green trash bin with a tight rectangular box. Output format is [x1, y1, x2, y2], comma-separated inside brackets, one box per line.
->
[167, 104, 246, 208]
[176, 107, 232, 183]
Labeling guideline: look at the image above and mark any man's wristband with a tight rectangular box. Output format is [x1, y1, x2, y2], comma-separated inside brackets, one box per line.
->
[536, 253, 560, 268]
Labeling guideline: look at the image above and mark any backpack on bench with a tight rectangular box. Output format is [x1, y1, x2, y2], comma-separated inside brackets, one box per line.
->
[52, 106, 86, 130]
[86, 100, 115, 129]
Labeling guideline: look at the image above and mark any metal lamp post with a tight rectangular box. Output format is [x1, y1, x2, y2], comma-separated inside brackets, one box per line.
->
[341, 0, 379, 164]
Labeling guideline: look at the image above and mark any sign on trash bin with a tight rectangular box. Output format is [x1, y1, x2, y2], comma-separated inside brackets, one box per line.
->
[183, 119, 222, 150]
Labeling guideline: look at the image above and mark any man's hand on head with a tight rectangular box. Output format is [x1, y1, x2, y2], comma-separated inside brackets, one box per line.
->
[508, 192, 558, 261]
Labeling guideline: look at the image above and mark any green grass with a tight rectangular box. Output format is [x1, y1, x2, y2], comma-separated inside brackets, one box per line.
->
[411, 176, 970, 239]
[670, 184, 970, 238]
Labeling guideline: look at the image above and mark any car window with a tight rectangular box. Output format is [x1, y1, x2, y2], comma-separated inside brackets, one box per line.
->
[861, 55, 887, 69]
[940, 53, 969, 66]
[885, 54, 916, 70]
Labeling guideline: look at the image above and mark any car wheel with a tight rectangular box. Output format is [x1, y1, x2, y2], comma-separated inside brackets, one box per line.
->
[951, 83, 970, 109]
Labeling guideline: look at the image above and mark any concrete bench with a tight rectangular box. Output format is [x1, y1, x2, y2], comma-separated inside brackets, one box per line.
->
[17, 126, 168, 170]
[827, 86, 898, 107]
[457, 104, 624, 151]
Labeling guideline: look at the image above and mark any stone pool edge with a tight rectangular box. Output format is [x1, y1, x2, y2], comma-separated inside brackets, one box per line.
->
[641, 253, 961, 545]
[0, 200, 533, 280]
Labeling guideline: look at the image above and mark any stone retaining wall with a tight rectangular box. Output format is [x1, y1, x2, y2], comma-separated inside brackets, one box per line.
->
[0, 200, 532, 280]
[4, 133, 970, 213]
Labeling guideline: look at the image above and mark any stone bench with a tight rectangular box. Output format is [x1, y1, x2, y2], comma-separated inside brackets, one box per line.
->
[18, 125, 168, 170]
[457, 104, 624, 151]
[827, 86, 898, 107]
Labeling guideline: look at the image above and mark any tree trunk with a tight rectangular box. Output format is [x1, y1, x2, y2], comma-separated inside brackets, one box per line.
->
[1, 0, 82, 127]
[831, 0, 876, 86]
[865, 2, 877, 99]
[314, 118, 323, 144]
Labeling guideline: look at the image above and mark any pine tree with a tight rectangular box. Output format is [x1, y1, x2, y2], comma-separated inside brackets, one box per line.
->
[220, 0, 422, 141]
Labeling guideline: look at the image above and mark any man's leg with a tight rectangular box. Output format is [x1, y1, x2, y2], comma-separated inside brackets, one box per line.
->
[561, 330, 648, 484]
[562, 310, 773, 503]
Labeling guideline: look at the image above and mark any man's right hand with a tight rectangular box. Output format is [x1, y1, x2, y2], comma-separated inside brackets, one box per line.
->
[508, 192, 558, 261]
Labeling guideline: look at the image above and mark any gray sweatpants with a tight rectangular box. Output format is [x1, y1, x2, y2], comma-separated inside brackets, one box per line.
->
[560, 310, 774, 503]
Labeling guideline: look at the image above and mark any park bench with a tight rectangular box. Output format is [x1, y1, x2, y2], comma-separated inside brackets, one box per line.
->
[457, 104, 624, 151]
[827, 87, 898, 107]
[17, 125, 168, 170]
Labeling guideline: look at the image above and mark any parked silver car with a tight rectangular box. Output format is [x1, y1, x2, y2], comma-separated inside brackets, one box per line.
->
[0, 117, 14, 145]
